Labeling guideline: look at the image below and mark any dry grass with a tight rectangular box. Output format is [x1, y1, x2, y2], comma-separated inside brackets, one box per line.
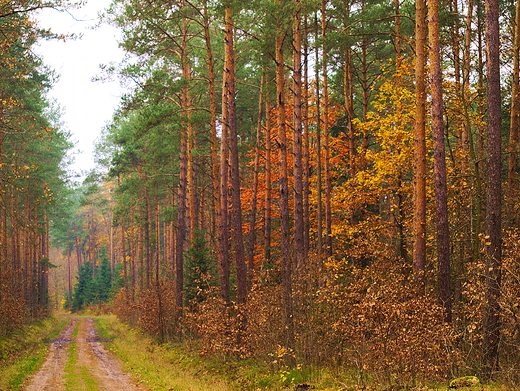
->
[96, 314, 235, 391]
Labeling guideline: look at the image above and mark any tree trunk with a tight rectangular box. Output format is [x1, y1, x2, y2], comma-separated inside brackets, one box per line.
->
[219, 11, 231, 306]
[507, 0, 520, 225]
[275, 0, 295, 360]
[483, 0, 503, 377]
[203, 0, 219, 251]
[413, 0, 428, 290]
[264, 98, 272, 266]
[429, 0, 452, 322]
[344, 49, 356, 178]
[293, 0, 305, 269]
[144, 179, 151, 290]
[223, 4, 247, 305]
[321, 0, 333, 258]
[395, 0, 402, 64]
[303, 15, 311, 258]
[248, 72, 265, 286]
[314, 12, 323, 255]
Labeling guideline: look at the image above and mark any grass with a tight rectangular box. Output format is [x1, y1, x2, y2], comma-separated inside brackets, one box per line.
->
[94, 315, 373, 390]
[96, 315, 238, 390]
[82, 314, 520, 391]
[1, 313, 517, 391]
[63, 319, 99, 391]
[0, 315, 69, 391]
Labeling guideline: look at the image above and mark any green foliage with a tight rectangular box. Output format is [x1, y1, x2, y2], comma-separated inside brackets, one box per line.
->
[71, 249, 114, 312]
[185, 230, 216, 307]
[71, 262, 95, 312]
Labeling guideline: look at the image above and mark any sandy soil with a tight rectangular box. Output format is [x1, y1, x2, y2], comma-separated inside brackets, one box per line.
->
[23, 316, 149, 391]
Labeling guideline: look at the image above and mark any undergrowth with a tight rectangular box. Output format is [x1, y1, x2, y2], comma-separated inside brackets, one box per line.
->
[96, 313, 520, 391]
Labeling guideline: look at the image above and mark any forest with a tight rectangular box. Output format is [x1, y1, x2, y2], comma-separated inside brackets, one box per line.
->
[2, 0, 520, 388]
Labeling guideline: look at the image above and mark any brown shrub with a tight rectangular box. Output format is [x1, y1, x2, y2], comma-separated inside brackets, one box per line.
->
[113, 280, 180, 342]
[242, 283, 284, 360]
[322, 261, 460, 383]
[186, 293, 249, 358]
[0, 284, 25, 335]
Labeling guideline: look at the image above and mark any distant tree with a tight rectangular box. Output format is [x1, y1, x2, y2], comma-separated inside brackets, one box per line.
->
[70, 248, 115, 311]
[93, 249, 112, 303]
[71, 262, 94, 312]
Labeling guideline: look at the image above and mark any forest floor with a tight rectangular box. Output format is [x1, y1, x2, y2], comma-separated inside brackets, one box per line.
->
[8, 313, 516, 391]
[22, 315, 149, 391]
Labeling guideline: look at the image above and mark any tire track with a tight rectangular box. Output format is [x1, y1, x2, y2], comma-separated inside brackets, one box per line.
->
[23, 316, 149, 391]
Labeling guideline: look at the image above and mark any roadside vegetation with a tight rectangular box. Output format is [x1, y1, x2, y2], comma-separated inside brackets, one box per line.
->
[93, 313, 515, 391]
[0, 316, 68, 391]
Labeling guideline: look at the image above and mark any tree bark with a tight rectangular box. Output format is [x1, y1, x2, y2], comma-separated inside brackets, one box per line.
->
[321, 0, 333, 258]
[483, 0, 503, 377]
[264, 98, 272, 265]
[223, 4, 247, 305]
[203, 0, 219, 251]
[218, 6, 231, 305]
[413, 0, 428, 290]
[314, 12, 323, 255]
[429, 0, 452, 322]
[302, 15, 311, 257]
[507, 0, 520, 225]
[248, 72, 265, 286]
[293, 0, 305, 269]
[275, 0, 295, 359]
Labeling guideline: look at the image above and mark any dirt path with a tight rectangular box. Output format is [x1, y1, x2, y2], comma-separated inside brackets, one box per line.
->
[23, 316, 149, 391]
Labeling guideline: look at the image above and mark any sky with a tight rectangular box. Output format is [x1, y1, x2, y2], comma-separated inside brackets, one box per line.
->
[34, 0, 126, 181]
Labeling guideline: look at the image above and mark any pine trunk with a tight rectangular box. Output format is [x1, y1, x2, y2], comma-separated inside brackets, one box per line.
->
[224, 4, 247, 304]
[264, 98, 272, 265]
[275, 0, 295, 360]
[248, 72, 265, 285]
[413, 0, 428, 290]
[483, 0, 503, 377]
[507, 0, 520, 225]
[293, 0, 305, 269]
[321, 0, 333, 257]
[429, 0, 452, 322]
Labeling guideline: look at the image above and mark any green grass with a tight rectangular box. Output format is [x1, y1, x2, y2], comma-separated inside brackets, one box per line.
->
[63, 321, 99, 391]
[0, 315, 69, 391]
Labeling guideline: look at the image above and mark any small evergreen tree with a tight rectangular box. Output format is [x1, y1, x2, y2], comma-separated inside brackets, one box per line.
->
[92, 249, 112, 304]
[71, 262, 94, 312]
[70, 247, 116, 311]
[185, 231, 215, 307]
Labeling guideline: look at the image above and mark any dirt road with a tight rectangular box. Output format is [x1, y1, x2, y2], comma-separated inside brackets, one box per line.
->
[23, 316, 149, 391]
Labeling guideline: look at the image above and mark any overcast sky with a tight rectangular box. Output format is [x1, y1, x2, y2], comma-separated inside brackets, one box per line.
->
[34, 0, 125, 181]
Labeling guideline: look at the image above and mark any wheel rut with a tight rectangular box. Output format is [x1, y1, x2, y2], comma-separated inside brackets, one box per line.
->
[23, 316, 149, 391]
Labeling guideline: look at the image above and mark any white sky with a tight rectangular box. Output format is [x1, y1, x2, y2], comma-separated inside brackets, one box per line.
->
[34, 0, 125, 181]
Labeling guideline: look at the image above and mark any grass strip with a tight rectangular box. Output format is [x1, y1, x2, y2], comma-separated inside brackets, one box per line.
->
[63, 320, 98, 391]
[0, 316, 69, 391]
